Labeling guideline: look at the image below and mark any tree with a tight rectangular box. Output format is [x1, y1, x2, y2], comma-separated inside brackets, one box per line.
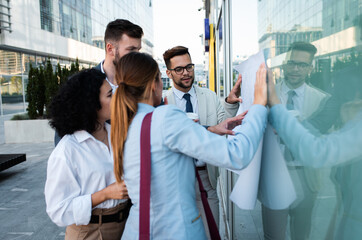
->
[26, 64, 37, 119]
[36, 66, 46, 117]
[44, 59, 59, 114]
[70, 58, 80, 75]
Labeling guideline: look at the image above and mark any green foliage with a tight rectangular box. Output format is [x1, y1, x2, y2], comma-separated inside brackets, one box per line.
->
[70, 58, 80, 75]
[26, 64, 38, 119]
[26, 59, 81, 119]
[36, 66, 46, 116]
[11, 113, 29, 120]
[45, 59, 59, 113]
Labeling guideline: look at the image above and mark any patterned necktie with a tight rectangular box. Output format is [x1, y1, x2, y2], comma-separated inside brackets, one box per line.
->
[183, 93, 193, 113]
[286, 90, 296, 110]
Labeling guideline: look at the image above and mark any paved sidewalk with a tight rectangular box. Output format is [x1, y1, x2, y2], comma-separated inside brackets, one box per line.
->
[0, 142, 65, 240]
[0, 141, 264, 240]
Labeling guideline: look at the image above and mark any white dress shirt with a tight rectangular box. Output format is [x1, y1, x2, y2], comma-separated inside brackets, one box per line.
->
[44, 123, 126, 227]
[280, 82, 306, 114]
[172, 86, 206, 166]
[172, 86, 199, 115]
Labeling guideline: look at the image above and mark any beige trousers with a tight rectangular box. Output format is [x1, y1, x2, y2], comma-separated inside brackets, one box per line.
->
[65, 201, 130, 240]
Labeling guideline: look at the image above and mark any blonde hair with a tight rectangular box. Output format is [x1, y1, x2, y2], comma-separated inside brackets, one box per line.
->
[111, 52, 159, 182]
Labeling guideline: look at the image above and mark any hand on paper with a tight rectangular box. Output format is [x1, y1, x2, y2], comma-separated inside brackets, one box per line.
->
[253, 63, 267, 106]
[208, 111, 247, 135]
[226, 74, 243, 104]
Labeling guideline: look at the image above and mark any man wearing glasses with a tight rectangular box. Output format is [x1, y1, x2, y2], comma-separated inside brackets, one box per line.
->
[261, 42, 330, 240]
[163, 46, 240, 238]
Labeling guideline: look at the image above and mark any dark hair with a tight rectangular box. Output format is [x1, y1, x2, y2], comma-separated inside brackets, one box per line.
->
[104, 19, 143, 44]
[288, 42, 317, 56]
[111, 52, 159, 182]
[163, 46, 191, 69]
[49, 69, 106, 137]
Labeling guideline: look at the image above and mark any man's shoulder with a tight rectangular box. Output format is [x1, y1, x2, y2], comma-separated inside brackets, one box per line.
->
[305, 83, 330, 99]
[93, 62, 102, 71]
[194, 85, 217, 96]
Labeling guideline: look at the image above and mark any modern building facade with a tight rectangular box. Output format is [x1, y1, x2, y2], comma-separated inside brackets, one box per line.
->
[0, 0, 154, 116]
[203, 0, 361, 239]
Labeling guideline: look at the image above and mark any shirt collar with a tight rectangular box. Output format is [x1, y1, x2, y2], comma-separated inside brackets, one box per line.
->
[172, 85, 196, 100]
[138, 103, 155, 113]
[74, 130, 93, 143]
[73, 123, 111, 143]
[281, 81, 305, 97]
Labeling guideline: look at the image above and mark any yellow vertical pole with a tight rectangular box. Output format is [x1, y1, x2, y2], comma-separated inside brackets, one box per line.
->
[209, 24, 215, 92]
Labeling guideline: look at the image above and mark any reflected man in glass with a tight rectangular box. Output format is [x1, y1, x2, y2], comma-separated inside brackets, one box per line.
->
[261, 42, 331, 240]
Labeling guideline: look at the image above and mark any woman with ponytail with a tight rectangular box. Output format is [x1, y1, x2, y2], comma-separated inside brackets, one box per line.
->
[112, 52, 268, 239]
[45, 69, 130, 240]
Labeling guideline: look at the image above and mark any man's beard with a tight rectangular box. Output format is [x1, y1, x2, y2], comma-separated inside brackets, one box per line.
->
[174, 77, 194, 89]
[113, 51, 121, 66]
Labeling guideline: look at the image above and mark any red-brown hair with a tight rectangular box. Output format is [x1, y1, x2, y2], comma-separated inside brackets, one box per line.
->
[111, 52, 159, 182]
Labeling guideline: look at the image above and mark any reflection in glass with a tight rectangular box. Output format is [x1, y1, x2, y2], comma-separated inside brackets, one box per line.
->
[256, 0, 362, 239]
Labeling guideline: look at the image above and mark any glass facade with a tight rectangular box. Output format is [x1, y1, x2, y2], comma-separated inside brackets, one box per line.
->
[207, 0, 362, 239]
[38, 0, 154, 52]
[0, 0, 154, 116]
[0, 49, 93, 116]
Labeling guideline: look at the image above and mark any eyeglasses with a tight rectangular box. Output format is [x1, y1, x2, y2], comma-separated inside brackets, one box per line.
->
[286, 60, 311, 69]
[168, 64, 195, 75]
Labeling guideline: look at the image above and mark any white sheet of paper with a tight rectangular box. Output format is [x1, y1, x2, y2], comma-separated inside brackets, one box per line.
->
[228, 50, 265, 209]
[235, 50, 266, 115]
[229, 138, 263, 210]
[257, 124, 297, 209]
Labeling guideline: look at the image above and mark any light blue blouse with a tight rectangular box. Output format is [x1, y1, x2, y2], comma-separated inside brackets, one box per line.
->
[269, 104, 362, 168]
[121, 103, 267, 240]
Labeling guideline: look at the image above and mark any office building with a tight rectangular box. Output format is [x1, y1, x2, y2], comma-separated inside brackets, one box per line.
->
[0, 0, 154, 116]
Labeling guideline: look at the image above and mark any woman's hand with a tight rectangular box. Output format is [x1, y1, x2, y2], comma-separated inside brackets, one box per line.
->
[103, 181, 129, 200]
[91, 181, 129, 207]
[253, 63, 267, 106]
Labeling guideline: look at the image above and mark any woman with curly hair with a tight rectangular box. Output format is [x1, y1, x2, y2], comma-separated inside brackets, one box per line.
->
[44, 69, 130, 240]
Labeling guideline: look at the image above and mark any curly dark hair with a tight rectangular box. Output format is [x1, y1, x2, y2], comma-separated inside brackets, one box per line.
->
[49, 69, 106, 137]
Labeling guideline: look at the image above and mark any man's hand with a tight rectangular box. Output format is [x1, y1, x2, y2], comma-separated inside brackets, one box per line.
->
[226, 74, 243, 104]
[207, 111, 247, 135]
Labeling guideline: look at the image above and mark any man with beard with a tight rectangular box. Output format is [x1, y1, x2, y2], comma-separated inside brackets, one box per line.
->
[261, 41, 330, 240]
[94, 19, 143, 92]
[163, 46, 240, 238]
[55, 19, 143, 146]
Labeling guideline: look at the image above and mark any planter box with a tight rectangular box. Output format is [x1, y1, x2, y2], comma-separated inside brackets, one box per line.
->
[4, 119, 54, 143]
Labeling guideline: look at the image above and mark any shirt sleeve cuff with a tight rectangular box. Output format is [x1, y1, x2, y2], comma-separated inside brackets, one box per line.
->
[268, 104, 284, 125]
[72, 194, 92, 225]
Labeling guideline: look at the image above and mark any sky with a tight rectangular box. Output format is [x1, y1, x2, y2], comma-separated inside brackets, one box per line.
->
[153, 0, 205, 64]
[152, 0, 259, 65]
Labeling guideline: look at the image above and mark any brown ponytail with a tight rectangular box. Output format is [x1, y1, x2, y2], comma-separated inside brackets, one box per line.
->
[111, 52, 159, 182]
